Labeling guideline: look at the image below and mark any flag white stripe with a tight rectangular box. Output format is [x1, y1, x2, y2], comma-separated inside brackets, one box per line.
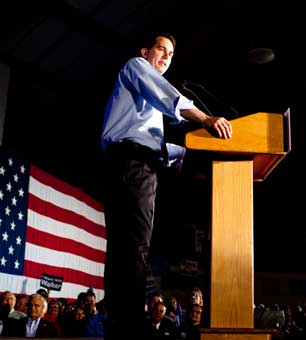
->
[29, 176, 105, 225]
[25, 243, 104, 276]
[0, 272, 104, 301]
[28, 209, 107, 252]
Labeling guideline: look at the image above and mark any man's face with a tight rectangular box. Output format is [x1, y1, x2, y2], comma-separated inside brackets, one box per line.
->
[15, 297, 27, 313]
[151, 303, 166, 323]
[1, 292, 16, 310]
[85, 295, 96, 306]
[141, 36, 174, 75]
[27, 295, 45, 320]
[148, 295, 162, 311]
[189, 305, 203, 326]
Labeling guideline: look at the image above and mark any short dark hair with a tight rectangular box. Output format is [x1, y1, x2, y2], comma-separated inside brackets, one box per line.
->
[36, 288, 49, 300]
[85, 289, 96, 299]
[143, 32, 176, 50]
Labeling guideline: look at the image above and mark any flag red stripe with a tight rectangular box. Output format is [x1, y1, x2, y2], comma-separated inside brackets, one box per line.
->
[30, 165, 104, 212]
[28, 194, 106, 239]
[26, 226, 105, 263]
[24, 260, 104, 289]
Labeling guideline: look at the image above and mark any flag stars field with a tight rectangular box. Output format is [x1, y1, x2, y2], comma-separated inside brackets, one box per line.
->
[0, 149, 106, 301]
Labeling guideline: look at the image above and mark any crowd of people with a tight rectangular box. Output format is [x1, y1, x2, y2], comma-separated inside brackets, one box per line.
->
[1, 286, 306, 339]
[254, 302, 306, 340]
[0, 288, 106, 338]
[0, 286, 205, 339]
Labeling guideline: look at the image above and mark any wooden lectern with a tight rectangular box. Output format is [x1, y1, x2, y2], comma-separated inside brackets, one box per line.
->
[185, 110, 291, 340]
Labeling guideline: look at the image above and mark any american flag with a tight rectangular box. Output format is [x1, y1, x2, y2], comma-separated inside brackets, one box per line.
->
[0, 149, 106, 301]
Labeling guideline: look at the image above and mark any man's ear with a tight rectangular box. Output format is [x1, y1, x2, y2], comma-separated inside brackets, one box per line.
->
[141, 48, 148, 58]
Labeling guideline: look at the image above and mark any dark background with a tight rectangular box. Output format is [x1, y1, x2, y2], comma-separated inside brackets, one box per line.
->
[0, 0, 305, 274]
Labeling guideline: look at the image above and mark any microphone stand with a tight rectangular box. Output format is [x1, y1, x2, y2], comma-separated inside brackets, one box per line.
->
[181, 84, 214, 117]
[182, 80, 239, 118]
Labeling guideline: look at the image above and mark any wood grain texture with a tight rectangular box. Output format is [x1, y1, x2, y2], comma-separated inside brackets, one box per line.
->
[185, 112, 288, 181]
[210, 160, 254, 328]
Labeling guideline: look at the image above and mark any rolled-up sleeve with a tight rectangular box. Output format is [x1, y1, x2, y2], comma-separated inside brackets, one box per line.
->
[123, 57, 197, 122]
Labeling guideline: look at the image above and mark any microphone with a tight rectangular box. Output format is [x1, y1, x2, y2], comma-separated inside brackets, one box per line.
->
[181, 81, 214, 117]
[182, 80, 240, 118]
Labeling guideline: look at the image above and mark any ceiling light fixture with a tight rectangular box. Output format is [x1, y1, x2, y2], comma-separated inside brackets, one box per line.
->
[247, 47, 275, 64]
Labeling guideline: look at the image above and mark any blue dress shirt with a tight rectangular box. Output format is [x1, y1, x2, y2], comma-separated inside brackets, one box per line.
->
[101, 57, 197, 160]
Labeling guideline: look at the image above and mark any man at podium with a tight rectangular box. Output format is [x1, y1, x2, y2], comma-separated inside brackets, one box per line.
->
[101, 31, 232, 340]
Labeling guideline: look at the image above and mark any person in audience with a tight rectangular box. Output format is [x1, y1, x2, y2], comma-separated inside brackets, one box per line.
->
[36, 288, 49, 301]
[189, 287, 203, 307]
[76, 291, 87, 310]
[84, 289, 98, 316]
[2, 293, 60, 337]
[165, 296, 183, 328]
[146, 291, 164, 318]
[0, 294, 8, 336]
[85, 298, 107, 337]
[0, 290, 26, 320]
[179, 303, 203, 340]
[57, 297, 68, 317]
[15, 294, 29, 314]
[75, 305, 86, 320]
[43, 299, 65, 336]
[288, 304, 306, 339]
[143, 301, 178, 340]
[62, 303, 87, 337]
[180, 287, 206, 325]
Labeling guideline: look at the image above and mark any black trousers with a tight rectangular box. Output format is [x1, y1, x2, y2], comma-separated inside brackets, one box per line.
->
[103, 141, 162, 339]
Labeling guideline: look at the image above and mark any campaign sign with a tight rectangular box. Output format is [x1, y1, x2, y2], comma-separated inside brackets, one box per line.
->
[40, 273, 63, 291]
